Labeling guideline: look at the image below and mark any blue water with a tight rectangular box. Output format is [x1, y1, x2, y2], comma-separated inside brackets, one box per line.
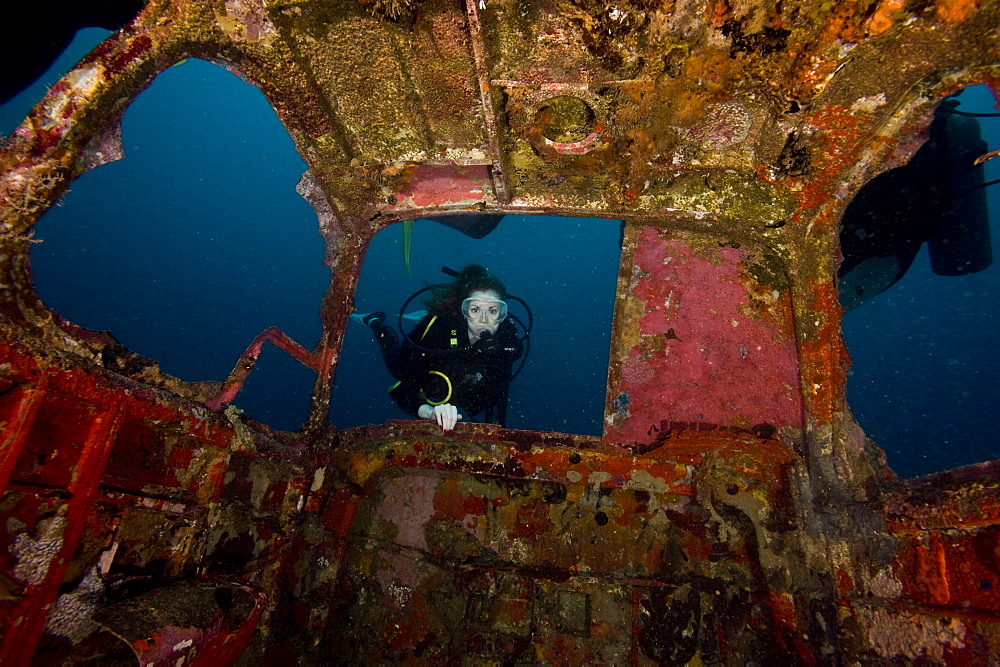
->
[331, 216, 621, 433]
[842, 86, 1000, 478]
[24, 56, 328, 427]
[4, 34, 999, 477]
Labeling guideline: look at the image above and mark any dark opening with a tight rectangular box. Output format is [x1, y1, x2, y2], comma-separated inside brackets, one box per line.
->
[840, 85, 1000, 478]
[1, 27, 112, 138]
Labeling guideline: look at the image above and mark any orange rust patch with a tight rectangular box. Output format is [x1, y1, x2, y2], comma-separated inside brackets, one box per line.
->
[519, 448, 574, 477]
[798, 281, 848, 423]
[835, 568, 855, 595]
[432, 476, 467, 521]
[937, 0, 977, 22]
[790, 105, 866, 218]
[868, 0, 906, 36]
[813, 2, 872, 48]
[604, 457, 692, 490]
[510, 498, 550, 540]
[915, 539, 952, 605]
[768, 590, 798, 627]
[612, 491, 650, 528]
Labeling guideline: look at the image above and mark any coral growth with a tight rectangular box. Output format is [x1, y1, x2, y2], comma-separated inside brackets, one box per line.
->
[0, 161, 68, 235]
[363, 0, 424, 20]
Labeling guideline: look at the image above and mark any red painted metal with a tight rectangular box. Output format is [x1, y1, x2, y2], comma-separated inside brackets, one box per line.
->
[0, 379, 47, 495]
[207, 326, 323, 410]
[0, 340, 268, 666]
[3, 404, 123, 664]
[193, 585, 268, 664]
[389, 163, 494, 211]
[321, 421, 805, 662]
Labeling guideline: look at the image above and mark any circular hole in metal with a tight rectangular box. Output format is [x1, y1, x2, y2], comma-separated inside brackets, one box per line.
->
[535, 96, 597, 143]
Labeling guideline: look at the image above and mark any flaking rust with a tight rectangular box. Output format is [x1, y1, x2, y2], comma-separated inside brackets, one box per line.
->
[0, 0, 999, 663]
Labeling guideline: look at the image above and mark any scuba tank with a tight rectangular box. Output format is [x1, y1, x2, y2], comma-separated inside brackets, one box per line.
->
[838, 98, 994, 308]
[924, 104, 992, 276]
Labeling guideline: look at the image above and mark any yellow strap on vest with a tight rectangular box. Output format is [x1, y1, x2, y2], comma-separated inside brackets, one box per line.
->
[420, 370, 452, 405]
[420, 315, 438, 340]
[420, 314, 458, 347]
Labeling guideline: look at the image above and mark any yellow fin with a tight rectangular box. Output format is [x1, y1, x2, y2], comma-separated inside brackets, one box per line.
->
[402, 220, 413, 276]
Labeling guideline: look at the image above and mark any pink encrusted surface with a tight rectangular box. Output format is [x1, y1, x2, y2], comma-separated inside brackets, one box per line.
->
[606, 228, 803, 445]
[390, 164, 491, 209]
[130, 624, 214, 665]
[374, 474, 437, 552]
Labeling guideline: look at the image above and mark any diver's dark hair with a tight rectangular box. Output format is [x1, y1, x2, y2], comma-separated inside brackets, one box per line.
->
[425, 264, 507, 316]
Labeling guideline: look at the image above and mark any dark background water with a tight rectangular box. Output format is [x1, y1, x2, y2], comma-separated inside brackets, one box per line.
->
[4, 30, 998, 478]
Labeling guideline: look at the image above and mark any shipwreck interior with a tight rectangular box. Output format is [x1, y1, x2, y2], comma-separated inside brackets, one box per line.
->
[1, 0, 999, 663]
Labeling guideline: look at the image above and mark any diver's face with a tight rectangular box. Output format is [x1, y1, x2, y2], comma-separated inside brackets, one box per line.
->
[464, 291, 503, 341]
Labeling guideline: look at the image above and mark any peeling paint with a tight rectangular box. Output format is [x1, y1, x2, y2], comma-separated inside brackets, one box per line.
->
[11, 515, 67, 586]
[867, 609, 967, 661]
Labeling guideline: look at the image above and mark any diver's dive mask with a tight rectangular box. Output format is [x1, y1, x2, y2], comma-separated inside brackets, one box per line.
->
[461, 295, 508, 324]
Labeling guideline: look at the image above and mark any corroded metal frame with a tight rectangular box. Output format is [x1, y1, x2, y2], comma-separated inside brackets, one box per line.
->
[0, 0, 998, 662]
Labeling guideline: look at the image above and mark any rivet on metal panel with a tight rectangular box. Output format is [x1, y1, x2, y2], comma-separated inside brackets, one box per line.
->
[533, 96, 606, 155]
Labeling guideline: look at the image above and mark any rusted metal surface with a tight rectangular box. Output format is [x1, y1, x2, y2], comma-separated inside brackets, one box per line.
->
[0, 0, 999, 663]
[207, 326, 325, 410]
[0, 339, 305, 663]
[326, 430, 803, 662]
[310, 420, 810, 662]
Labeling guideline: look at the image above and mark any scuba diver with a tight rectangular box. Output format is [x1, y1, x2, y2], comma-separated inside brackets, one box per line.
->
[838, 95, 996, 309]
[352, 264, 525, 432]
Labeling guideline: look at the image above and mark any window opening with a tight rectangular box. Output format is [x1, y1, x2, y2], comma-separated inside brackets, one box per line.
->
[30, 58, 329, 430]
[330, 215, 622, 434]
[840, 85, 999, 478]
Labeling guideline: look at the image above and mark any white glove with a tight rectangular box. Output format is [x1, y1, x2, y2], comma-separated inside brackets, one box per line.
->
[418, 403, 463, 432]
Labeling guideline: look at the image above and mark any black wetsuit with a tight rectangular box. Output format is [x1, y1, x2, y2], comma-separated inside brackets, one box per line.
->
[371, 312, 522, 424]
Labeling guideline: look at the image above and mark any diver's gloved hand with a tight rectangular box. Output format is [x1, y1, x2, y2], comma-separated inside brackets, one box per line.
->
[472, 331, 500, 356]
[418, 403, 463, 432]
